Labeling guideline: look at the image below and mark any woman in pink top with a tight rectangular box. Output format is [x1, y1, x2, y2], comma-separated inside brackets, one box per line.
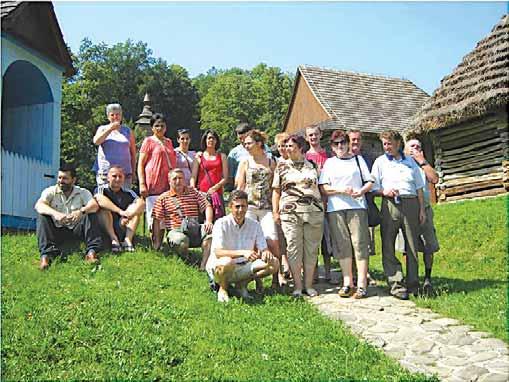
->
[190, 130, 228, 220]
[137, 113, 176, 229]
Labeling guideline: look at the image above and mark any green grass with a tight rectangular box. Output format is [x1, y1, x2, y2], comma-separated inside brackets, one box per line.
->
[369, 194, 508, 342]
[1, 235, 433, 381]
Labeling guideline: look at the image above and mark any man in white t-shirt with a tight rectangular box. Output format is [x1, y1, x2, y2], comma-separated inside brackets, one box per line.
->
[206, 190, 279, 302]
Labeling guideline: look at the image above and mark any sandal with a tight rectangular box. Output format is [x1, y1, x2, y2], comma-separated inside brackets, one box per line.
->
[111, 241, 122, 253]
[122, 242, 135, 252]
[353, 287, 368, 299]
[338, 285, 353, 298]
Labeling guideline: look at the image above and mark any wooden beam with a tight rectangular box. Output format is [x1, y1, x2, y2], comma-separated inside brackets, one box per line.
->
[438, 172, 504, 189]
[436, 143, 505, 166]
[434, 136, 505, 156]
[440, 166, 502, 181]
[436, 118, 499, 141]
[437, 151, 504, 170]
[442, 187, 507, 202]
[440, 130, 498, 151]
[443, 180, 505, 196]
[437, 156, 505, 175]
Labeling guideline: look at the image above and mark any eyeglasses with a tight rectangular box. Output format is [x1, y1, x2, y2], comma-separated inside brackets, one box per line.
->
[332, 140, 347, 146]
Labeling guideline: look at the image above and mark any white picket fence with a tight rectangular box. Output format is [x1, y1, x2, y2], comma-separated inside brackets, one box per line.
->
[1, 148, 55, 223]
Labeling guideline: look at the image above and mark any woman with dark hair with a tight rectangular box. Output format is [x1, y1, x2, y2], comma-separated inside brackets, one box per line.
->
[137, 113, 177, 230]
[190, 130, 228, 219]
[236, 129, 285, 288]
[272, 134, 324, 297]
[174, 128, 196, 185]
[319, 130, 373, 299]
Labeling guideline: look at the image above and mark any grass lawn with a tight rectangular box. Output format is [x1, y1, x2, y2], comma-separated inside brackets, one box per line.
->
[369, 194, 508, 342]
[1, 234, 434, 381]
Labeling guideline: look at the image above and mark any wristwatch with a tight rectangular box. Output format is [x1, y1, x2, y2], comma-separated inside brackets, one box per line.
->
[419, 160, 428, 167]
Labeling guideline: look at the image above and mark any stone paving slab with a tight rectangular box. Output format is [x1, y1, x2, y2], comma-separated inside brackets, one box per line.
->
[307, 272, 509, 382]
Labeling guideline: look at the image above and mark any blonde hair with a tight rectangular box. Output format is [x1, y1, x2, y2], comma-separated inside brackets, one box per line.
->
[274, 132, 289, 145]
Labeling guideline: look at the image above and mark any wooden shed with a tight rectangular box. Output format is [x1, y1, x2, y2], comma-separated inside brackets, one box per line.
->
[1, 1, 75, 229]
[283, 65, 429, 161]
[410, 14, 508, 203]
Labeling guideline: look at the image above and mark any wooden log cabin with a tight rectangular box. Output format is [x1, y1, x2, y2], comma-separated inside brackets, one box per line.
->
[409, 14, 509, 203]
[283, 65, 429, 163]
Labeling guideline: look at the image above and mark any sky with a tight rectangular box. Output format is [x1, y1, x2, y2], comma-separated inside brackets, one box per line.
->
[53, 1, 508, 95]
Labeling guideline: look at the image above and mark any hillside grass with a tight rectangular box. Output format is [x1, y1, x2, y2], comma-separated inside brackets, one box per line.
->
[1, 234, 433, 381]
[369, 194, 508, 342]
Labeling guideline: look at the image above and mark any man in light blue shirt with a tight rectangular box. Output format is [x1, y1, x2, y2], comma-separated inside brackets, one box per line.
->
[371, 130, 426, 300]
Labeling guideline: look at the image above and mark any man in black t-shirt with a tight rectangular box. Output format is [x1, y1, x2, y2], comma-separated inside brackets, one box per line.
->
[95, 166, 145, 252]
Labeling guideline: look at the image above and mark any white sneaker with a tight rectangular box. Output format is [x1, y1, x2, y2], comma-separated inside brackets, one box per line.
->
[217, 289, 230, 303]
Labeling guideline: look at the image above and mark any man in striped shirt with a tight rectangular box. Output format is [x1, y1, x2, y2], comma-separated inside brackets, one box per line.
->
[152, 169, 214, 268]
[95, 165, 145, 252]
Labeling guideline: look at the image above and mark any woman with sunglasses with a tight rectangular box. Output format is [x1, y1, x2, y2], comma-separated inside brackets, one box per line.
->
[236, 130, 285, 290]
[137, 113, 177, 230]
[319, 130, 373, 299]
[190, 130, 228, 220]
[174, 129, 196, 186]
[272, 135, 324, 297]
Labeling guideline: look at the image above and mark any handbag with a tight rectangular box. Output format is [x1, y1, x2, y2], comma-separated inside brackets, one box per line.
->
[170, 196, 203, 247]
[198, 154, 225, 220]
[354, 155, 381, 228]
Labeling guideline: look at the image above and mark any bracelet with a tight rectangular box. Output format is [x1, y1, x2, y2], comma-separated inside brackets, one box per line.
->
[419, 161, 428, 167]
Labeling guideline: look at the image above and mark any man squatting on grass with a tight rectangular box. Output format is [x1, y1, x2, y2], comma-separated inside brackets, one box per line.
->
[151, 168, 214, 268]
[206, 190, 279, 303]
[35, 164, 102, 270]
[94, 165, 145, 253]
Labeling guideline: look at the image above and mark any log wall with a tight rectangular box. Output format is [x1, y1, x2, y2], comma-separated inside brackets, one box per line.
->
[432, 111, 508, 202]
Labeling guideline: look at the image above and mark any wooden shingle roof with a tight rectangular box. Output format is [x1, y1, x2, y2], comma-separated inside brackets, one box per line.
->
[412, 14, 509, 132]
[287, 65, 429, 134]
[1, 1, 75, 76]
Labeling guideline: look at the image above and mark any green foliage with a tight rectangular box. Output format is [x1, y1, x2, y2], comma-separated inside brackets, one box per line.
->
[60, 38, 200, 190]
[1, 236, 433, 381]
[370, 195, 508, 342]
[199, 64, 294, 152]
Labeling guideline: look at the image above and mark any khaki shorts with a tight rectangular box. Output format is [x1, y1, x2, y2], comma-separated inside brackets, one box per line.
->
[208, 259, 267, 284]
[246, 207, 278, 241]
[327, 209, 370, 261]
[166, 225, 211, 249]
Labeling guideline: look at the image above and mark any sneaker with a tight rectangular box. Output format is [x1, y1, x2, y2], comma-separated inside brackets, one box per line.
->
[338, 286, 353, 298]
[292, 289, 303, 298]
[353, 287, 368, 299]
[391, 289, 409, 300]
[304, 288, 319, 297]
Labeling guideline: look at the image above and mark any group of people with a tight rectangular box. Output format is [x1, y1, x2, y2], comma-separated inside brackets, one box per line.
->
[35, 103, 440, 303]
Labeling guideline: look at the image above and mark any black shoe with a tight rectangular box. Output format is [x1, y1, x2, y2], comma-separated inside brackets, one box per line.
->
[422, 279, 434, 297]
[391, 289, 409, 300]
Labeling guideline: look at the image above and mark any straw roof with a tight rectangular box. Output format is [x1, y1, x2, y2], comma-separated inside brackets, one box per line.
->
[284, 65, 429, 134]
[411, 14, 509, 132]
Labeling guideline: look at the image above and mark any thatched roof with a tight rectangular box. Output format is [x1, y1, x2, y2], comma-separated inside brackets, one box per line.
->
[284, 65, 429, 134]
[1, 1, 75, 76]
[411, 14, 509, 132]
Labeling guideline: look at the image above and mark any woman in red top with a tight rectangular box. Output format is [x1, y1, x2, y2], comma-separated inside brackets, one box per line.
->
[190, 130, 228, 218]
[137, 113, 176, 230]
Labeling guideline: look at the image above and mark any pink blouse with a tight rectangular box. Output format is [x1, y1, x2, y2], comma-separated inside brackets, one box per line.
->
[140, 136, 177, 195]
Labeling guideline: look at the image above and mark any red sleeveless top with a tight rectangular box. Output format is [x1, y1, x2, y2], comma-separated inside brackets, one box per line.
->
[198, 153, 224, 194]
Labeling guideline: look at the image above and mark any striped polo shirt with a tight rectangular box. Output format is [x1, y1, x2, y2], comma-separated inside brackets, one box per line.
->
[152, 187, 209, 230]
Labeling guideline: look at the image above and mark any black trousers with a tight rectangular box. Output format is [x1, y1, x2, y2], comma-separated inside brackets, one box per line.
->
[36, 213, 103, 258]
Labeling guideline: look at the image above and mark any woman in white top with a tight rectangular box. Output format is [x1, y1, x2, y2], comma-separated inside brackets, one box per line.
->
[319, 130, 373, 299]
[174, 128, 196, 185]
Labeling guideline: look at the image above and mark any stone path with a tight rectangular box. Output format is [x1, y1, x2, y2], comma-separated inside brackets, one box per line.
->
[308, 272, 509, 382]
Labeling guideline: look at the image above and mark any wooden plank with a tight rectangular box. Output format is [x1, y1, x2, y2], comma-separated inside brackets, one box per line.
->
[438, 151, 504, 170]
[437, 119, 499, 142]
[438, 172, 504, 189]
[440, 166, 502, 181]
[440, 129, 498, 151]
[443, 179, 504, 195]
[438, 156, 505, 175]
[434, 136, 502, 156]
[436, 114, 502, 138]
[436, 142, 505, 165]
[443, 187, 507, 202]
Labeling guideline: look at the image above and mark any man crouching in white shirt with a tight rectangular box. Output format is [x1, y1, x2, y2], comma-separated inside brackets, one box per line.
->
[206, 190, 279, 302]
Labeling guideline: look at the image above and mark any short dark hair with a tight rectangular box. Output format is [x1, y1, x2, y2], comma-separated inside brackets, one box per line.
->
[228, 189, 248, 205]
[330, 130, 349, 144]
[245, 129, 267, 145]
[200, 129, 221, 151]
[235, 122, 253, 135]
[59, 163, 76, 178]
[177, 128, 190, 138]
[108, 165, 125, 174]
[379, 130, 403, 142]
[348, 129, 362, 136]
[150, 113, 167, 127]
[287, 134, 308, 154]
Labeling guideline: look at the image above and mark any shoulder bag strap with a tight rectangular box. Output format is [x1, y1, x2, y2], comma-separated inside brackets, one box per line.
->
[177, 149, 193, 171]
[169, 195, 184, 219]
[152, 137, 173, 169]
[354, 155, 366, 185]
[199, 154, 215, 187]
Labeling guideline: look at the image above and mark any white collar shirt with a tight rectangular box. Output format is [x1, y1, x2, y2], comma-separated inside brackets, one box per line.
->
[371, 153, 425, 196]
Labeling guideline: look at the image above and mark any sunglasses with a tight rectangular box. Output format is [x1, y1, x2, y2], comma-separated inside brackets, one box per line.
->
[332, 140, 347, 146]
